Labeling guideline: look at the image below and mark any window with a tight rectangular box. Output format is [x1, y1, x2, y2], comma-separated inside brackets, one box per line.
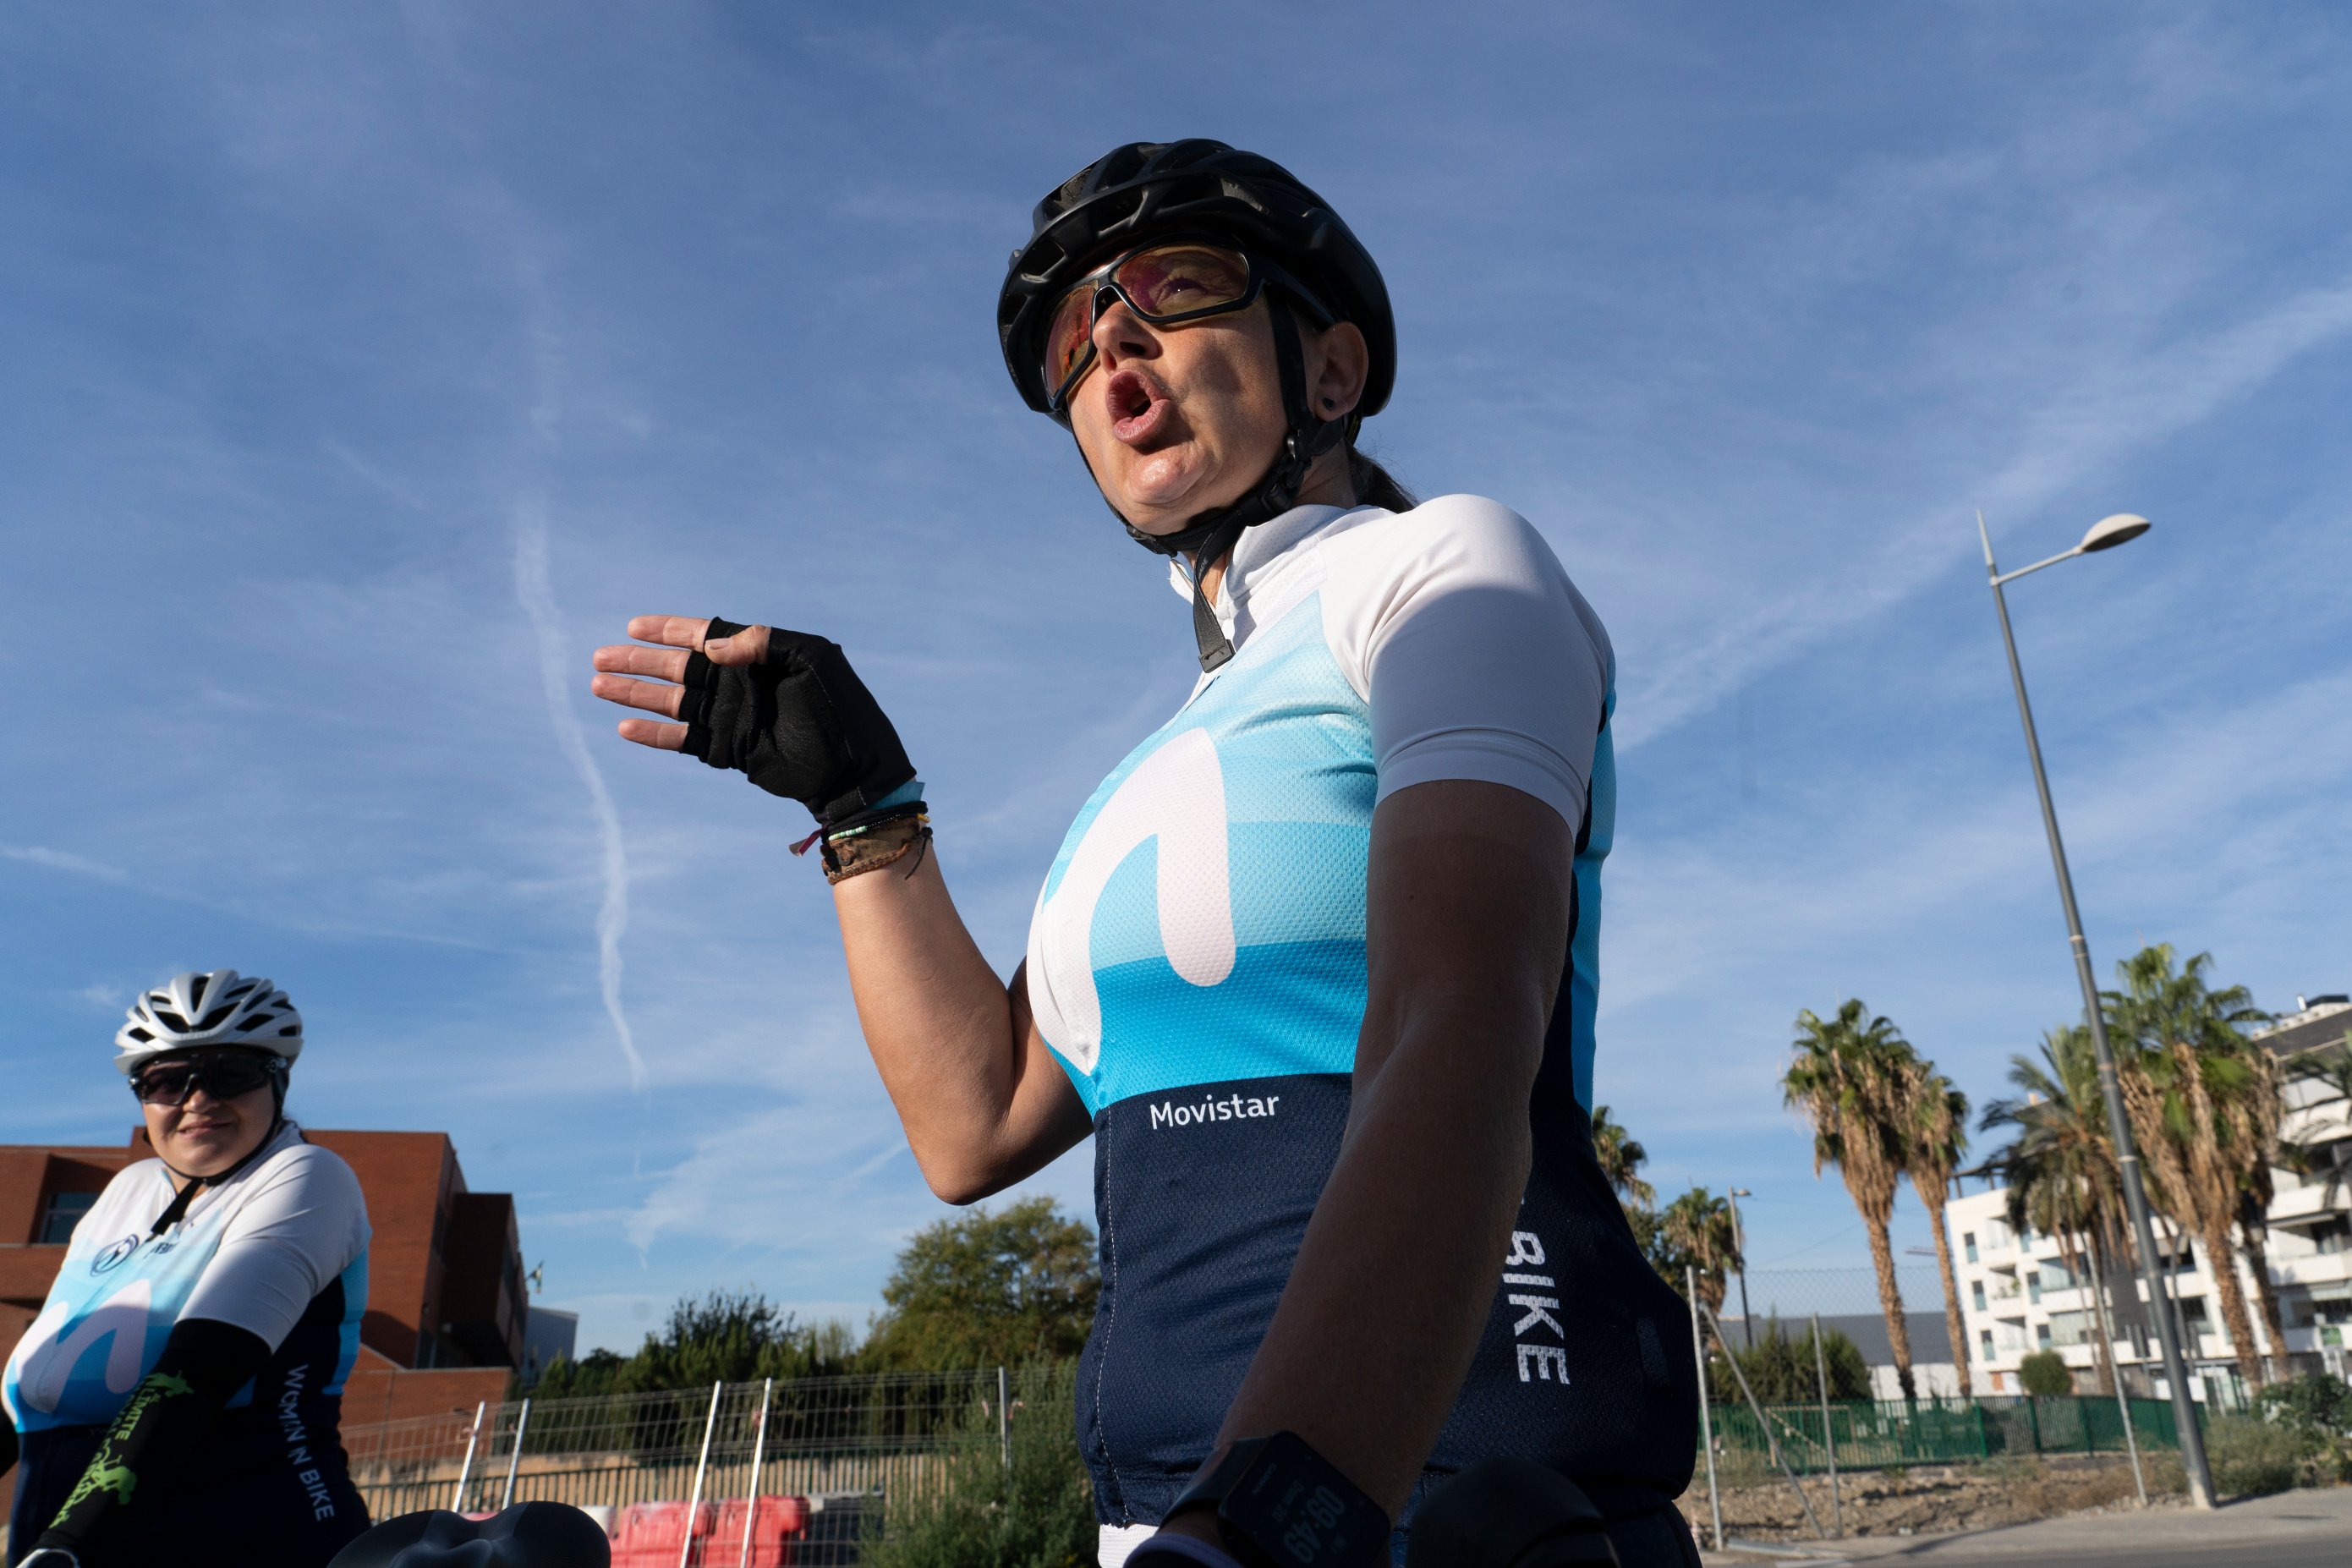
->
[1981, 1329, 1995, 1359]
[2048, 1310, 2092, 1348]
[2037, 1322, 2053, 1349]
[2028, 1274, 2042, 1305]
[39, 1191, 96, 1245]
[1964, 1232, 1978, 1264]
[1972, 1281, 1987, 1313]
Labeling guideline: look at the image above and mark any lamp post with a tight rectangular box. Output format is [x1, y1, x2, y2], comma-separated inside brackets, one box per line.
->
[1728, 1187, 1756, 1349]
[1976, 508, 2213, 1509]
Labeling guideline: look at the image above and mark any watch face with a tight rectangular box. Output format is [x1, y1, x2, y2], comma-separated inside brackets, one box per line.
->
[1223, 1433, 1389, 1568]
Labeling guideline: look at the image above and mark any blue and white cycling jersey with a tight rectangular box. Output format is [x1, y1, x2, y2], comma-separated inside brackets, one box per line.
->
[1025, 497, 1695, 1537]
[5, 1121, 370, 1554]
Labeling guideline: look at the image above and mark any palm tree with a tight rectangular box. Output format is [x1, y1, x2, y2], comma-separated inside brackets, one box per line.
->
[1897, 1059, 1972, 1397]
[2218, 1043, 2292, 1381]
[2106, 944, 2273, 1390]
[1981, 1028, 2135, 1395]
[1663, 1187, 1740, 1315]
[1785, 999, 1920, 1401]
[1590, 1105, 1656, 1210]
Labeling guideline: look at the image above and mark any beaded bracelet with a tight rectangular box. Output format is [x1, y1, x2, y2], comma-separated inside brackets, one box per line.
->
[792, 806, 932, 885]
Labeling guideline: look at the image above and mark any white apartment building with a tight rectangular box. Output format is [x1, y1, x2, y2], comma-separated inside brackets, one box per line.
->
[1946, 995, 2352, 1405]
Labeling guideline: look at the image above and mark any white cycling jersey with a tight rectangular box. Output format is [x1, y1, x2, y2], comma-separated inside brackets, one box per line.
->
[1022, 496, 1695, 1544]
[5, 1119, 368, 1434]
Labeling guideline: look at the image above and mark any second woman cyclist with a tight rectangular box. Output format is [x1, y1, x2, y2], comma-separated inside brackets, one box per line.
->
[592, 140, 1698, 1566]
[3, 970, 371, 1568]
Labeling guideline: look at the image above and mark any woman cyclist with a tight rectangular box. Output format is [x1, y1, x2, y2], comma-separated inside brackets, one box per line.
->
[3, 971, 370, 1568]
[591, 140, 1698, 1566]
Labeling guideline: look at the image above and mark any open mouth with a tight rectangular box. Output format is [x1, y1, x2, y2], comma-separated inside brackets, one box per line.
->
[1105, 370, 1170, 444]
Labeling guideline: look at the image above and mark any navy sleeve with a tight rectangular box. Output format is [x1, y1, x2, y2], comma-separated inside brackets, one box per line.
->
[33, 1317, 271, 1558]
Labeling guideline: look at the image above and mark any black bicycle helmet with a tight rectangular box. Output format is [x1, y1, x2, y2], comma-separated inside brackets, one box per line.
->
[998, 139, 1395, 419]
[998, 140, 1398, 670]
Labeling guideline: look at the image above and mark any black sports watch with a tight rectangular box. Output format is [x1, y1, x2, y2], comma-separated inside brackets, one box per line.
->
[1165, 1432, 1390, 1568]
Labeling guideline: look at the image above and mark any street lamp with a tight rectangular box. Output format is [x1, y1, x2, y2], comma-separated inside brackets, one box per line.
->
[1728, 1188, 1755, 1349]
[1976, 508, 2215, 1510]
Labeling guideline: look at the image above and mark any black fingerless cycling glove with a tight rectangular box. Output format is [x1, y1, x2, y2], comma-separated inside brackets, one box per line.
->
[677, 618, 917, 827]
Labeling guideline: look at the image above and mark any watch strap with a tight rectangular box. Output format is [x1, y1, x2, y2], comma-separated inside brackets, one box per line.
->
[1165, 1432, 1389, 1568]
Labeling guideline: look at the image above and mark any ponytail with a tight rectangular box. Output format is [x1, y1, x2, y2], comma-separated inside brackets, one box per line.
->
[1348, 447, 1417, 513]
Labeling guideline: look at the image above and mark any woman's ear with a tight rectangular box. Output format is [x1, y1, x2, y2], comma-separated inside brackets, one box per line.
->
[1309, 321, 1370, 422]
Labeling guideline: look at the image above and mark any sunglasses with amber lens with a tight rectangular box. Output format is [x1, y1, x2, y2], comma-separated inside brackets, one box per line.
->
[1044, 242, 1330, 414]
[131, 1055, 278, 1107]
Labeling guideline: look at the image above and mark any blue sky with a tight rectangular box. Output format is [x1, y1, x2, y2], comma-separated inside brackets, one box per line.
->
[5, 3, 2348, 1353]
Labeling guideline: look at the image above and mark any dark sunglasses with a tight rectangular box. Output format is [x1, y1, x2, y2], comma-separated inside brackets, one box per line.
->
[131, 1055, 279, 1107]
[1043, 240, 1333, 415]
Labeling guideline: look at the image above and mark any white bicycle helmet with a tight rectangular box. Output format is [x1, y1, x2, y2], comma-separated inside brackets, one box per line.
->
[115, 969, 304, 1077]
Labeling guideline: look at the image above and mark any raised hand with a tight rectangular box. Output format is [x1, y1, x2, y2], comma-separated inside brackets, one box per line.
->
[589, 616, 917, 825]
[590, 615, 758, 752]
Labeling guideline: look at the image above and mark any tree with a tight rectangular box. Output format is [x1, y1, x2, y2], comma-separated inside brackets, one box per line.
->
[622, 1289, 859, 1390]
[1897, 1059, 1973, 1398]
[1590, 1105, 1655, 1210]
[1632, 1205, 1696, 1299]
[1982, 1028, 2135, 1396]
[531, 1292, 858, 1400]
[861, 1197, 1099, 1371]
[1662, 1187, 1740, 1315]
[1708, 1319, 1871, 1405]
[1785, 999, 1921, 1401]
[2106, 945, 2273, 1390]
[2019, 1350, 2074, 1397]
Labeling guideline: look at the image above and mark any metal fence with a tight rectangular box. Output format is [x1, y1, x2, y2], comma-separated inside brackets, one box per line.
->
[343, 1368, 1017, 1532]
[1704, 1394, 2191, 1476]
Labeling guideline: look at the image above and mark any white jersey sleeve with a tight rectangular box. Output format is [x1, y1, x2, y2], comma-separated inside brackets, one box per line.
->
[181, 1143, 370, 1351]
[1319, 494, 1613, 829]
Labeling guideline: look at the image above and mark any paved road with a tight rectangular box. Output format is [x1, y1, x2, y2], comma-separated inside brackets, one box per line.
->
[1699, 1486, 2352, 1567]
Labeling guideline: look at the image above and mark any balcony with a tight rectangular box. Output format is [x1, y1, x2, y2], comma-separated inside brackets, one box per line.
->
[2274, 1250, 2352, 1288]
[2270, 1181, 2351, 1226]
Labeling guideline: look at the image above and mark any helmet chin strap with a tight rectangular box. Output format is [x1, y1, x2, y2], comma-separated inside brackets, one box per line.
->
[1105, 296, 1346, 672]
[148, 1066, 291, 1236]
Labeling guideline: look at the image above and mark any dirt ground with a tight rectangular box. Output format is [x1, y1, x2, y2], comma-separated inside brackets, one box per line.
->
[1676, 1451, 2188, 1543]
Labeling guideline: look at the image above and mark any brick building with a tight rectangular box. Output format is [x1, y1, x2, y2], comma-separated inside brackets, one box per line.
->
[3, 1127, 529, 1511]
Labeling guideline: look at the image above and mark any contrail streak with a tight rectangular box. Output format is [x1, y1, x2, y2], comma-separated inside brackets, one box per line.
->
[515, 502, 647, 1088]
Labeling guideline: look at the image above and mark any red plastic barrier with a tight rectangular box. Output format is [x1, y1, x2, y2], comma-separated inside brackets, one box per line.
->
[706, 1495, 810, 1566]
[610, 1496, 809, 1568]
[611, 1499, 715, 1567]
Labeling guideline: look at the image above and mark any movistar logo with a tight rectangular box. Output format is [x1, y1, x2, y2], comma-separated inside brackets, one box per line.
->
[1027, 726, 1236, 1073]
[1149, 1092, 1280, 1129]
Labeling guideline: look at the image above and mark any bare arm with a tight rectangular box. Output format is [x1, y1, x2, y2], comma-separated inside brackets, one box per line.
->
[591, 616, 1090, 1203]
[1166, 776, 1571, 1527]
[830, 848, 1093, 1201]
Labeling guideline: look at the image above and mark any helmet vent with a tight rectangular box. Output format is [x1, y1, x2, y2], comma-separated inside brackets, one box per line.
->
[153, 1009, 190, 1031]
[279, 1025, 300, 1037]
[127, 1026, 153, 1043]
[197, 1005, 238, 1032]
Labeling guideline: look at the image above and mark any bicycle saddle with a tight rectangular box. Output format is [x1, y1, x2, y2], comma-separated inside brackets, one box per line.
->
[326, 1501, 611, 1568]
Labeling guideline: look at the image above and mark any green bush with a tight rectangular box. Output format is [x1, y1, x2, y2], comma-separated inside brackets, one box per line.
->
[1704, 1318, 1870, 1403]
[863, 1363, 1095, 1568]
[2254, 1371, 2352, 1485]
[2017, 1351, 2072, 1397]
[2206, 1412, 2303, 1498]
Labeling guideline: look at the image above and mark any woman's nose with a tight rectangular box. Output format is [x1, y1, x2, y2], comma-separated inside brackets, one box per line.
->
[1090, 295, 1160, 375]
